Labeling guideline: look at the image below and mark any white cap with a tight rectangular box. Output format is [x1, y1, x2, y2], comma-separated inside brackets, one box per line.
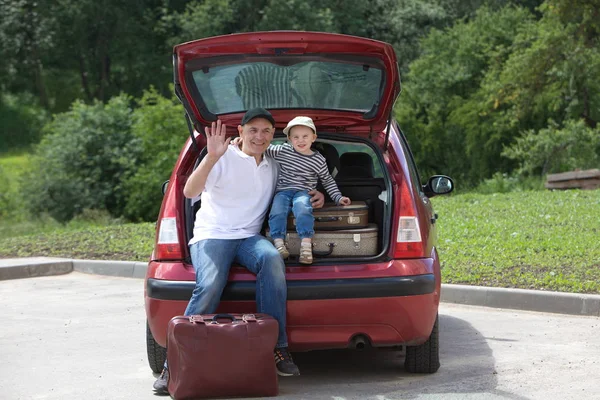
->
[283, 116, 316, 136]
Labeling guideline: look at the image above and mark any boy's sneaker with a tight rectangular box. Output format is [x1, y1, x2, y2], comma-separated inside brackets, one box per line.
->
[152, 367, 169, 395]
[275, 243, 290, 259]
[274, 348, 300, 376]
[299, 244, 313, 264]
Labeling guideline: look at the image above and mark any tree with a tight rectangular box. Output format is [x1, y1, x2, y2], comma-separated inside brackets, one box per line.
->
[1, 0, 173, 114]
[396, 6, 535, 185]
[161, 0, 236, 45]
[164, 0, 336, 45]
[49, 0, 171, 103]
[0, 0, 56, 109]
[161, 0, 501, 72]
[494, 0, 600, 130]
[396, 0, 600, 186]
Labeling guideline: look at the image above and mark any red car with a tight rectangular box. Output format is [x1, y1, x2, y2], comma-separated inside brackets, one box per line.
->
[145, 31, 454, 375]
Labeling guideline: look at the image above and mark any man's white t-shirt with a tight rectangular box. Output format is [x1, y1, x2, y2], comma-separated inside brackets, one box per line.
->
[189, 145, 278, 244]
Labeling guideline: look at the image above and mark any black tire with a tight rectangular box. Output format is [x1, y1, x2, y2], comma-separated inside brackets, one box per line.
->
[146, 321, 167, 373]
[404, 314, 440, 373]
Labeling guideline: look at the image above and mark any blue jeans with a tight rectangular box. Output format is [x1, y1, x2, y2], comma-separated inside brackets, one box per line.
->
[269, 190, 314, 240]
[185, 235, 289, 348]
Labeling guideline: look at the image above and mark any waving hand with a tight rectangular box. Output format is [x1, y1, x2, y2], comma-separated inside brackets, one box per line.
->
[183, 120, 229, 198]
[205, 120, 230, 160]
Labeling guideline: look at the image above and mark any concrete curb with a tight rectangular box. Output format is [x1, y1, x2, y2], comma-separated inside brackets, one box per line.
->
[0, 257, 73, 280]
[2, 257, 600, 317]
[441, 284, 600, 317]
[72, 259, 148, 279]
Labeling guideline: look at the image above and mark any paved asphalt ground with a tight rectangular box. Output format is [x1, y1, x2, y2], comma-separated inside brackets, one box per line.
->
[1, 272, 599, 400]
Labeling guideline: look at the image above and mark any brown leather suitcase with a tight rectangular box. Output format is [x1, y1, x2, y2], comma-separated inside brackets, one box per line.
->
[268, 223, 379, 258]
[287, 201, 370, 230]
[167, 313, 279, 399]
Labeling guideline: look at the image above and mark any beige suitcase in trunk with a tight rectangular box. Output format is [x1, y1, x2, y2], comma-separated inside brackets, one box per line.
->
[268, 224, 378, 258]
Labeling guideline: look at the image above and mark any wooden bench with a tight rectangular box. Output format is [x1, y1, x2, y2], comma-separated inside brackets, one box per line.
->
[545, 169, 600, 190]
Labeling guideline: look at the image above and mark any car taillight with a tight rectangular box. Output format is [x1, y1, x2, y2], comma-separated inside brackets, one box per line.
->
[397, 216, 422, 242]
[155, 217, 183, 260]
[393, 177, 424, 258]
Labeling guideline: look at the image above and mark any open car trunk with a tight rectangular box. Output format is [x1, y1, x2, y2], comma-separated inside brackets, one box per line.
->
[184, 133, 393, 264]
[174, 31, 401, 142]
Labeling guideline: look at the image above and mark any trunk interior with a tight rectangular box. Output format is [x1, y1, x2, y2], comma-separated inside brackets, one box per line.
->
[184, 135, 392, 264]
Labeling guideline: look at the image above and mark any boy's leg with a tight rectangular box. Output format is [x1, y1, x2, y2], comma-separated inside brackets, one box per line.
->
[292, 191, 314, 239]
[268, 190, 294, 258]
[292, 191, 314, 264]
[153, 238, 239, 393]
[235, 235, 300, 376]
[268, 190, 294, 239]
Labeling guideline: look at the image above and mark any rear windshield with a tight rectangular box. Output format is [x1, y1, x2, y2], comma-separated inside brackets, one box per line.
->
[189, 57, 384, 115]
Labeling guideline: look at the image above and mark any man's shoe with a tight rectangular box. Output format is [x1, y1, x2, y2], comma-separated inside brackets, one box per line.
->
[274, 348, 300, 376]
[153, 368, 169, 395]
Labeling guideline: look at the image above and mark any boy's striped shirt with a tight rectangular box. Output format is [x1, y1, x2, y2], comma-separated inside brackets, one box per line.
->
[265, 143, 343, 204]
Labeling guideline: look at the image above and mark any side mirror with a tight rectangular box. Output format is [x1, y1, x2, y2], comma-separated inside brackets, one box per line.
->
[161, 180, 169, 195]
[423, 175, 454, 197]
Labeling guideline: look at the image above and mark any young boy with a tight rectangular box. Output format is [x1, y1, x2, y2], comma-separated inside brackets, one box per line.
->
[265, 116, 351, 264]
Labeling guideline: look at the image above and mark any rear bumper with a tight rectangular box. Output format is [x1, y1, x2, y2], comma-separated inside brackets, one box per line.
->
[145, 257, 441, 350]
[147, 274, 435, 301]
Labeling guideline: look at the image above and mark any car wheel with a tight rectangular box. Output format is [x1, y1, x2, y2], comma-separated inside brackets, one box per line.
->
[146, 321, 166, 373]
[404, 314, 440, 373]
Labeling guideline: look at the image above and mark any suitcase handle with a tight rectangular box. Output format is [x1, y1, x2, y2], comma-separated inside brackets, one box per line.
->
[312, 243, 335, 257]
[211, 314, 237, 323]
[189, 314, 258, 324]
[315, 216, 341, 222]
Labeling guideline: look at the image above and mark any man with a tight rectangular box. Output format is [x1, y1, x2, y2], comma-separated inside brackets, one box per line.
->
[153, 108, 325, 394]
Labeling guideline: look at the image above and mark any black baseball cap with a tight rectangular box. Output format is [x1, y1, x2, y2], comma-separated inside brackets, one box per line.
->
[241, 107, 275, 126]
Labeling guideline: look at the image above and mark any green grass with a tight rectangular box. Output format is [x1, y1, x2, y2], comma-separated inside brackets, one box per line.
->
[0, 152, 31, 172]
[1, 189, 599, 294]
[432, 189, 600, 294]
[0, 222, 155, 262]
[0, 151, 31, 221]
[0, 152, 31, 191]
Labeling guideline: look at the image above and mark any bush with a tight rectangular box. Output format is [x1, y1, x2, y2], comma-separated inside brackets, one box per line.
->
[473, 172, 544, 194]
[0, 93, 49, 152]
[502, 119, 600, 177]
[21, 95, 141, 223]
[122, 87, 187, 222]
[68, 208, 124, 227]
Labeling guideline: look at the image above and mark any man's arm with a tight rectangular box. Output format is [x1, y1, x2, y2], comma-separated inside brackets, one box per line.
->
[183, 120, 229, 198]
[183, 155, 220, 198]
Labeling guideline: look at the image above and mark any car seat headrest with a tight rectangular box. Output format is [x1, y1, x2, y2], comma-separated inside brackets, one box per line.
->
[312, 142, 340, 177]
[337, 152, 374, 179]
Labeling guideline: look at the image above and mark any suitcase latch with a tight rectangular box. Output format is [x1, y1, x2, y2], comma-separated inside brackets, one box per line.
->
[353, 234, 361, 248]
[242, 314, 257, 322]
[348, 215, 360, 224]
